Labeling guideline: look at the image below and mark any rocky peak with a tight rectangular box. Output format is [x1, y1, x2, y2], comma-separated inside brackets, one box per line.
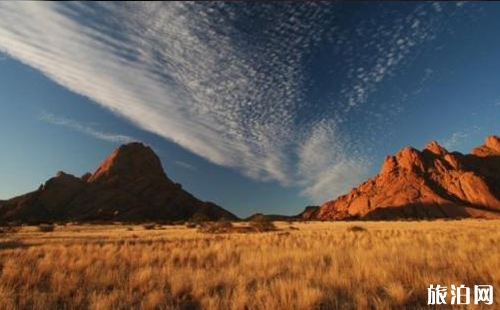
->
[472, 135, 500, 157]
[53, 171, 79, 182]
[395, 146, 425, 173]
[88, 142, 166, 183]
[424, 141, 448, 156]
[380, 146, 429, 175]
[380, 155, 397, 175]
[485, 135, 500, 153]
[56, 171, 69, 178]
[43, 171, 82, 190]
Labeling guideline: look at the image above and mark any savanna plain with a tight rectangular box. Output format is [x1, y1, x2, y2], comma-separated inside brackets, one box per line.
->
[0, 220, 498, 309]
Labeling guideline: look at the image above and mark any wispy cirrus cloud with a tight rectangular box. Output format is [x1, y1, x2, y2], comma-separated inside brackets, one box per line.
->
[40, 112, 135, 144]
[174, 161, 197, 171]
[297, 120, 370, 203]
[440, 126, 481, 151]
[441, 132, 470, 150]
[0, 2, 463, 204]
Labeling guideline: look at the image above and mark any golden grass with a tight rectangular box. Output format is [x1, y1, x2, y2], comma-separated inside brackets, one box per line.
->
[0, 220, 499, 309]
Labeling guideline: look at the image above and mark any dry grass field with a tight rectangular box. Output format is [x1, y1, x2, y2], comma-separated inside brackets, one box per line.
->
[0, 220, 499, 309]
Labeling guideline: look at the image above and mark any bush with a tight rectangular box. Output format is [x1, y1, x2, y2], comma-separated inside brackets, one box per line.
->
[142, 223, 156, 230]
[0, 225, 20, 235]
[346, 225, 367, 232]
[249, 220, 277, 232]
[185, 223, 197, 229]
[38, 224, 55, 232]
[198, 221, 233, 233]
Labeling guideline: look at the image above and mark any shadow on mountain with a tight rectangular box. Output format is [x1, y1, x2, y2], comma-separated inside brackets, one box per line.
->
[465, 153, 500, 198]
[363, 202, 500, 220]
[419, 147, 500, 205]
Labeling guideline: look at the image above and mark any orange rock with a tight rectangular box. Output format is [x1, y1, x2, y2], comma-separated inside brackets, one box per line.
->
[315, 135, 500, 220]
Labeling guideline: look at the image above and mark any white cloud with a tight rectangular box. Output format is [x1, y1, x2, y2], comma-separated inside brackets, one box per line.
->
[432, 2, 442, 13]
[0, 3, 447, 204]
[174, 161, 197, 171]
[441, 132, 469, 150]
[338, 5, 438, 114]
[0, 2, 305, 181]
[297, 120, 370, 204]
[40, 112, 135, 144]
[301, 160, 369, 205]
[441, 126, 481, 150]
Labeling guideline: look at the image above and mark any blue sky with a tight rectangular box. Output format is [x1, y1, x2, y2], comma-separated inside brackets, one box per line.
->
[0, 2, 499, 217]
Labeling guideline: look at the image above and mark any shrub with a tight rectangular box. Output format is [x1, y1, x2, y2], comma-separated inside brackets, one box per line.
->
[38, 224, 55, 232]
[198, 221, 233, 234]
[249, 220, 277, 232]
[0, 225, 20, 235]
[142, 223, 156, 230]
[346, 225, 367, 232]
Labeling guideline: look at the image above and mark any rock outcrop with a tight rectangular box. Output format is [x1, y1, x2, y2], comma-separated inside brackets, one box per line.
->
[297, 206, 320, 220]
[0, 142, 236, 223]
[315, 135, 500, 220]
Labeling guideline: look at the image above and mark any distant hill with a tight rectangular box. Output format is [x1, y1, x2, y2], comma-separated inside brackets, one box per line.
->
[0, 143, 237, 223]
[245, 207, 320, 222]
[314, 135, 500, 220]
[245, 213, 295, 222]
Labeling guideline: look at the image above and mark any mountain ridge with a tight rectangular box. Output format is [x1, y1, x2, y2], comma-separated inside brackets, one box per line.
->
[315, 135, 500, 220]
[2, 136, 499, 223]
[0, 142, 237, 223]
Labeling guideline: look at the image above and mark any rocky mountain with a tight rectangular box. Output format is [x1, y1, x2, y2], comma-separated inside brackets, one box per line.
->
[316, 135, 500, 220]
[296, 206, 320, 220]
[0, 143, 237, 223]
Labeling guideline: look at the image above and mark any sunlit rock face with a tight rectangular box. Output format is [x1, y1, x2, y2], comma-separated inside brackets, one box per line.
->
[315, 135, 500, 220]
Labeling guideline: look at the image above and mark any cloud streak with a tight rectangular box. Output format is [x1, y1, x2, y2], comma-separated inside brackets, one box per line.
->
[441, 132, 469, 150]
[0, 3, 459, 204]
[440, 126, 481, 151]
[40, 112, 135, 144]
[174, 161, 197, 171]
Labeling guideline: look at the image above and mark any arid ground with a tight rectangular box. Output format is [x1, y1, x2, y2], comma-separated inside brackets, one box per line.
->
[1, 220, 499, 309]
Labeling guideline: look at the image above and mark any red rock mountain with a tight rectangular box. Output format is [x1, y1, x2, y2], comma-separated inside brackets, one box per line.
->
[0, 143, 236, 223]
[316, 135, 500, 220]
